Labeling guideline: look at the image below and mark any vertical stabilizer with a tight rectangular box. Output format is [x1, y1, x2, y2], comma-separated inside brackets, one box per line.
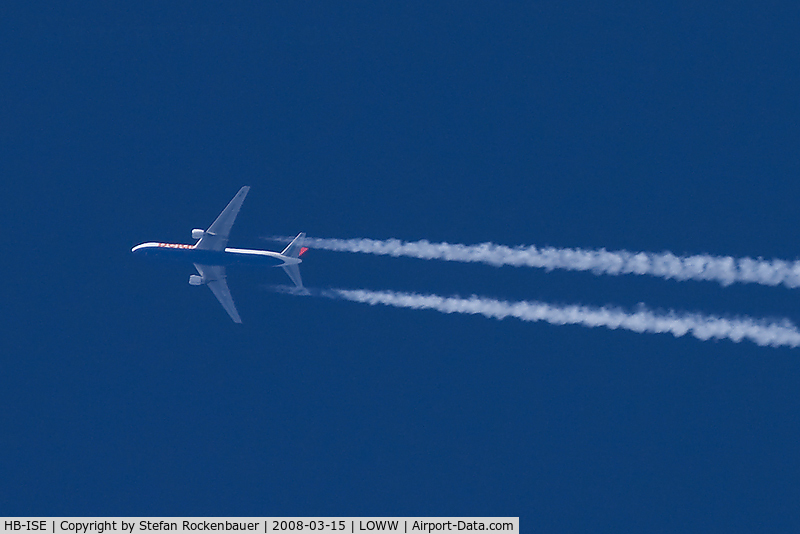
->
[281, 232, 305, 288]
[281, 232, 306, 258]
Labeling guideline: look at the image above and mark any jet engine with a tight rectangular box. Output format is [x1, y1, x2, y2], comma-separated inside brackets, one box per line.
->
[192, 229, 205, 240]
[189, 275, 204, 286]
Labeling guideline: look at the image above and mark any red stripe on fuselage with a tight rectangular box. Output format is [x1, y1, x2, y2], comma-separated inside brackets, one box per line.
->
[158, 243, 196, 249]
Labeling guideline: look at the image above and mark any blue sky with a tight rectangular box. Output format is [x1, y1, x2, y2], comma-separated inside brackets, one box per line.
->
[3, 2, 800, 530]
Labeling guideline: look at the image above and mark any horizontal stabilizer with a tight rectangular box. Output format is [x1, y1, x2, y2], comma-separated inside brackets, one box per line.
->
[282, 263, 303, 289]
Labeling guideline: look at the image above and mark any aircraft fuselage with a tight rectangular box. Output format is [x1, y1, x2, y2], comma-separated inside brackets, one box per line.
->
[131, 185, 305, 322]
[131, 242, 297, 267]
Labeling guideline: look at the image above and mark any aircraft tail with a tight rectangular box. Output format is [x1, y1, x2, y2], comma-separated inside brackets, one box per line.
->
[281, 264, 303, 289]
[281, 233, 306, 289]
[281, 232, 307, 258]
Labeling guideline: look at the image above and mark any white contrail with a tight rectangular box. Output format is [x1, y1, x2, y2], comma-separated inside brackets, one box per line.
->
[269, 236, 800, 289]
[269, 285, 800, 348]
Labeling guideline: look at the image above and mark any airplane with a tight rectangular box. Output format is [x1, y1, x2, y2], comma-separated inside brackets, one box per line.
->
[131, 186, 307, 323]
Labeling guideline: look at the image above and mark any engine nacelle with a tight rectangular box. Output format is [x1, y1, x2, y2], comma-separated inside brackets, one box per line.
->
[189, 274, 204, 286]
[192, 228, 206, 240]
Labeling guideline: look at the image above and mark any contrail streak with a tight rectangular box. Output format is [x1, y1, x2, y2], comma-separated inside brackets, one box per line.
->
[268, 285, 800, 348]
[269, 236, 800, 289]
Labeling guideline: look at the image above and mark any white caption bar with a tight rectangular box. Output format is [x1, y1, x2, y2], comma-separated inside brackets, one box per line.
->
[1, 519, 518, 534]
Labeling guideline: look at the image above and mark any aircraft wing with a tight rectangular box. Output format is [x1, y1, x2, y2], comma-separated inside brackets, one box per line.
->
[194, 263, 242, 323]
[195, 186, 250, 251]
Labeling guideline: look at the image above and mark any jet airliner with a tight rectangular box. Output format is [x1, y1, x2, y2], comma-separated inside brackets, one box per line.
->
[132, 186, 306, 323]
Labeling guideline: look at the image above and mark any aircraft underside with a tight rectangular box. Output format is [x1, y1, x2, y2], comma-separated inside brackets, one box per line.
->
[133, 244, 286, 267]
[132, 186, 305, 322]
